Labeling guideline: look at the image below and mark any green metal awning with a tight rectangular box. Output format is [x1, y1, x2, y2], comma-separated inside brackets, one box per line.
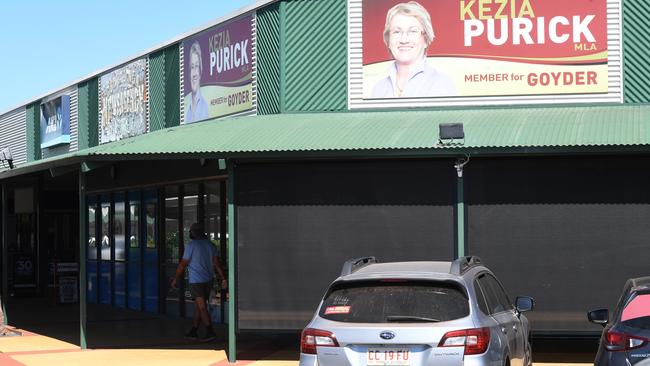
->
[85, 104, 650, 155]
[3, 103, 650, 179]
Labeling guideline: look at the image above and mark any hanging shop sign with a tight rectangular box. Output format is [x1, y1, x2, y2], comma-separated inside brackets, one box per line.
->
[40, 95, 71, 148]
[182, 14, 253, 124]
[350, 0, 619, 106]
[99, 58, 148, 143]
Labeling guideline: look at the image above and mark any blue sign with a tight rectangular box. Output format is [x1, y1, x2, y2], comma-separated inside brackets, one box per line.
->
[40, 95, 71, 148]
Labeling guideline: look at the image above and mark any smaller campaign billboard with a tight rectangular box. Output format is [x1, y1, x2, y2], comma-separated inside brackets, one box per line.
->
[360, 0, 609, 100]
[182, 15, 253, 124]
[40, 95, 71, 149]
[100, 59, 148, 144]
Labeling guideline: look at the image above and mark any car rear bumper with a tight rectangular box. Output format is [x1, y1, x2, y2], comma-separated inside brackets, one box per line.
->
[298, 353, 318, 366]
[298, 349, 504, 366]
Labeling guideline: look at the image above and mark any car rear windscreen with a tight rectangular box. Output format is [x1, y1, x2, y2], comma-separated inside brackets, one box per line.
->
[621, 293, 650, 330]
[319, 280, 469, 323]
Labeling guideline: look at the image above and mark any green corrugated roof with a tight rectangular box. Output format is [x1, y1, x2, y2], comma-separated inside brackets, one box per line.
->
[3, 104, 650, 178]
[86, 104, 650, 156]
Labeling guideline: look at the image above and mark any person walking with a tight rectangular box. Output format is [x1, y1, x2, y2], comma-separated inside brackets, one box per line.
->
[171, 223, 227, 341]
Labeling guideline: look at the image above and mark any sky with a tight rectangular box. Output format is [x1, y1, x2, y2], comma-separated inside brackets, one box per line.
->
[0, 0, 256, 114]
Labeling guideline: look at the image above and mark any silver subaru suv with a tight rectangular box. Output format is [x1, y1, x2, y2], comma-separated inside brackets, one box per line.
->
[299, 256, 534, 366]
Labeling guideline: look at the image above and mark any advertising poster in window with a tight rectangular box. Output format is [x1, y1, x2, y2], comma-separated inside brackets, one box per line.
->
[99, 58, 148, 143]
[12, 254, 36, 290]
[40, 95, 71, 149]
[361, 0, 608, 99]
[182, 15, 253, 124]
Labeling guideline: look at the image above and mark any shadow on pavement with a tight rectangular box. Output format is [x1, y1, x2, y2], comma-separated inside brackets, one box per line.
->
[6, 296, 600, 363]
[533, 337, 599, 363]
[235, 331, 300, 360]
[5, 295, 301, 359]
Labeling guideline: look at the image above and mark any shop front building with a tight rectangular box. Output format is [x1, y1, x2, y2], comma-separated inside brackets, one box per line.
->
[1, 0, 650, 361]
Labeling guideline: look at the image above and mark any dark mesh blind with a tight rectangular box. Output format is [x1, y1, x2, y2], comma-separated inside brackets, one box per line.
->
[236, 160, 456, 330]
[466, 157, 650, 334]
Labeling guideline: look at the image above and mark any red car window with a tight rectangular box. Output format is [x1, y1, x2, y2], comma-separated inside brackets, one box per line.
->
[622, 294, 650, 322]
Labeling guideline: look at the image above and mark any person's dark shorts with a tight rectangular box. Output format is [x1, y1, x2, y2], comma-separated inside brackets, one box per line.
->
[189, 281, 213, 300]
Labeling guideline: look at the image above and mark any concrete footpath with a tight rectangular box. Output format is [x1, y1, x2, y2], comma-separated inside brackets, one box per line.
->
[0, 325, 595, 366]
[0, 326, 300, 366]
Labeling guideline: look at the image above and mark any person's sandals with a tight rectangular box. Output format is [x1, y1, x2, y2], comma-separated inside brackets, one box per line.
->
[200, 328, 217, 342]
[184, 327, 199, 340]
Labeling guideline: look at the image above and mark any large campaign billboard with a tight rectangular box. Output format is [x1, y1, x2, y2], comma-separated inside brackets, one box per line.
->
[99, 58, 148, 144]
[360, 0, 609, 99]
[40, 95, 71, 149]
[182, 15, 253, 124]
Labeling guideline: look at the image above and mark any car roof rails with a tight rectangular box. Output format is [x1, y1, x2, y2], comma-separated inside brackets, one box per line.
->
[450, 256, 483, 275]
[340, 256, 377, 277]
[630, 276, 650, 292]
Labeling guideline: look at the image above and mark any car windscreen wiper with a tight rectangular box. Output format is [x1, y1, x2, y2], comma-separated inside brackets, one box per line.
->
[386, 315, 440, 322]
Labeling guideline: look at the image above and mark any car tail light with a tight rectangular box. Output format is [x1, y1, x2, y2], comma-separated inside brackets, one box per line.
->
[439, 327, 490, 355]
[604, 330, 648, 352]
[300, 328, 339, 354]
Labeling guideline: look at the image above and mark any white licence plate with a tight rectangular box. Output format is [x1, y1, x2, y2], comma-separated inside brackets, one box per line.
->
[367, 348, 410, 365]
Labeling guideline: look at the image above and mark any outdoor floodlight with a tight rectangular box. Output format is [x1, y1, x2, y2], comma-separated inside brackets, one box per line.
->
[439, 123, 464, 142]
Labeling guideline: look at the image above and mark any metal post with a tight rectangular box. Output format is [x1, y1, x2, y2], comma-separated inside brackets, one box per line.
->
[454, 157, 469, 259]
[79, 170, 87, 349]
[456, 175, 465, 258]
[226, 161, 236, 363]
[1, 184, 8, 325]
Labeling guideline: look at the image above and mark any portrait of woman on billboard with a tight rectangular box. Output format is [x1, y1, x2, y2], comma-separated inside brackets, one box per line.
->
[182, 15, 254, 123]
[185, 41, 209, 123]
[370, 1, 457, 98]
[361, 0, 609, 100]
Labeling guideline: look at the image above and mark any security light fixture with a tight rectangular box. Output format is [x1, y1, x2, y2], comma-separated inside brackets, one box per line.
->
[439, 123, 464, 144]
[1, 147, 13, 169]
[454, 155, 470, 178]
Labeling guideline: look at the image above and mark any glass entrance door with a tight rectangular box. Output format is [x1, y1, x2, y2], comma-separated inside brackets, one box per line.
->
[85, 180, 226, 319]
[182, 184, 200, 318]
[204, 181, 227, 323]
[160, 181, 226, 320]
[8, 187, 38, 296]
[11, 213, 37, 295]
[127, 191, 142, 310]
[143, 189, 158, 313]
[98, 195, 111, 305]
[163, 186, 180, 316]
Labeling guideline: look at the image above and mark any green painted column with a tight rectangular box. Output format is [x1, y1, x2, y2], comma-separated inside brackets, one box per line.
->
[454, 157, 468, 259]
[278, 0, 286, 114]
[282, 0, 347, 112]
[256, 3, 281, 115]
[78, 170, 87, 349]
[1, 184, 8, 325]
[456, 175, 465, 258]
[164, 45, 180, 128]
[77, 79, 99, 149]
[26, 103, 41, 162]
[148, 49, 167, 132]
[227, 161, 237, 363]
